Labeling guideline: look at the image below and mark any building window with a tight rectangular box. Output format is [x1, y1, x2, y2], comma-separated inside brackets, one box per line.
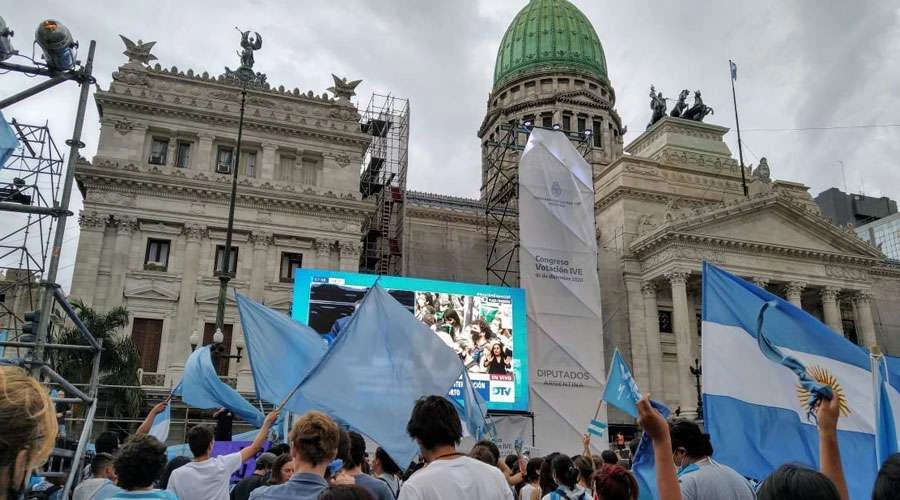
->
[214, 245, 238, 276]
[278, 155, 295, 182]
[149, 138, 169, 165]
[175, 142, 191, 168]
[203, 322, 233, 376]
[241, 151, 257, 178]
[562, 114, 572, 131]
[523, 114, 535, 126]
[144, 239, 170, 271]
[280, 252, 303, 283]
[131, 318, 163, 372]
[300, 158, 319, 185]
[577, 117, 587, 133]
[541, 115, 553, 128]
[216, 146, 234, 174]
[841, 309, 858, 345]
[592, 120, 603, 147]
[658, 310, 673, 334]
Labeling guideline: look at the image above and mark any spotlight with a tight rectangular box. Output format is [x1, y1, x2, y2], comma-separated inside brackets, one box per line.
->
[523, 120, 533, 129]
[0, 17, 15, 61]
[35, 19, 77, 71]
[584, 129, 593, 137]
[552, 123, 561, 130]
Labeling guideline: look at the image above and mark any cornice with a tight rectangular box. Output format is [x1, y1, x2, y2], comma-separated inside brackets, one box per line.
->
[77, 160, 370, 221]
[595, 185, 718, 212]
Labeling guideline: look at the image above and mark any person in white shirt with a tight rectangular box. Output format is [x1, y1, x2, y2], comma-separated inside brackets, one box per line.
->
[398, 395, 512, 500]
[167, 410, 279, 500]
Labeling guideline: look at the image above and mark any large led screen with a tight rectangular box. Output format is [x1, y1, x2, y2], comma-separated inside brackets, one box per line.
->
[292, 269, 529, 412]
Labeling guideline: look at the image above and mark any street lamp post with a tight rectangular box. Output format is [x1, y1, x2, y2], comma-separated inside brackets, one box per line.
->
[690, 358, 703, 419]
[213, 29, 262, 343]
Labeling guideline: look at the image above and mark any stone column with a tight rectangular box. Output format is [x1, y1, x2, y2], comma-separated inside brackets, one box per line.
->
[641, 281, 664, 398]
[106, 215, 137, 303]
[260, 142, 277, 180]
[785, 282, 806, 309]
[195, 133, 214, 172]
[667, 270, 696, 418]
[820, 286, 844, 335]
[166, 138, 177, 167]
[853, 292, 877, 348]
[339, 240, 360, 272]
[168, 223, 206, 381]
[70, 211, 108, 306]
[315, 239, 332, 269]
[249, 231, 273, 300]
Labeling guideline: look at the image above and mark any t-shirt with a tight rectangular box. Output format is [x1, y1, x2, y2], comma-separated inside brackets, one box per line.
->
[73, 478, 123, 500]
[519, 483, 538, 500]
[354, 473, 395, 500]
[678, 459, 755, 500]
[168, 453, 243, 500]
[230, 474, 267, 500]
[398, 456, 512, 500]
[249, 473, 328, 500]
[107, 491, 178, 500]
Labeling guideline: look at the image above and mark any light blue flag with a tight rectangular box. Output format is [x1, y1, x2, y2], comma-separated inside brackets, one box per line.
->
[586, 419, 607, 438]
[729, 60, 737, 81]
[149, 403, 171, 442]
[235, 292, 327, 405]
[632, 399, 671, 500]
[451, 371, 495, 440]
[702, 262, 900, 500]
[875, 354, 899, 466]
[0, 112, 18, 168]
[285, 284, 465, 467]
[174, 345, 264, 427]
[602, 349, 642, 418]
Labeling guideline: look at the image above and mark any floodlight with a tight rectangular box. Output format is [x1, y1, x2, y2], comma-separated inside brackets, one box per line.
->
[584, 129, 593, 137]
[552, 123, 561, 130]
[523, 120, 533, 129]
[35, 19, 77, 71]
[0, 16, 15, 61]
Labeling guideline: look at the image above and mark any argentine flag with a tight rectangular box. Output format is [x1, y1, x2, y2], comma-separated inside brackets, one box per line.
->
[149, 403, 170, 443]
[702, 262, 900, 499]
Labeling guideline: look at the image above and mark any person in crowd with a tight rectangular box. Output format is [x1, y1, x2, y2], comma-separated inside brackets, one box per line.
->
[573, 456, 594, 496]
[342, 432, 393, 500]
[471, 440, 525, 487]
[873, 453, 900, 500]
[600, 450, 619, 466]
[83, 431, 123, 481]
[539, 453, 560, 496]
[541, 454, 589, 500]
[267, 454, 294, 486]
[213, 407, 235, 441]
[470, 445, 498, 466]
[667, 416, 755, 500]
[591, 464, 638, 500]
[73, 452, 122, 500]
[371, 447, 403, 499]
[250, 410, 341, 500]
[159, 457, 191, 490]
[442, 310, 462, 341]
[0, 366, 57, 500]
[168, 409, 279, 500]
[136, 401, 170, 436]
[107, 434, 176, 499]
[518, 458, 543, 500]
[319, 484, 375, 500]
[54, 389, 72, 440]
[483, 343, 512, 375]
[231, 452, 276, 500]
[268, 444, 290, 457]
[398, 395, 512, 499]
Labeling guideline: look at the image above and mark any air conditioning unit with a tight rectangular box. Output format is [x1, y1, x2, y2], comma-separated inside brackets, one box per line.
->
[216, 162, 232, 174]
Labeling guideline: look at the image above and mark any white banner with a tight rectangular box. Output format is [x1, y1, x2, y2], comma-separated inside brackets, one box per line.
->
[460, 413, 537, 457]
[519, 129, 606, 454]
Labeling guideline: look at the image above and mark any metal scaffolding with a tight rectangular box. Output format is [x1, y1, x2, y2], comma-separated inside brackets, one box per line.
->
[482, 123, 593, 287]
[359, 93, 409, 276]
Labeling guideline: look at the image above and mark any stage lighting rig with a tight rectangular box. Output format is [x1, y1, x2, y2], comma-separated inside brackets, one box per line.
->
[0, 16, 15, 61]
[36, 19, 77, 71]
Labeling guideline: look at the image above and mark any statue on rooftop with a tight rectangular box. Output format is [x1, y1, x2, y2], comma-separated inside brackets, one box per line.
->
[670, 89, 689, 117]
[327, 74, 362, 102]
[119, 35, 157, 65]
[648, 85, 667, 128]
[238, 29, 262, 70]
[223, 28, 265, 86]
[680, 90, 714, 122]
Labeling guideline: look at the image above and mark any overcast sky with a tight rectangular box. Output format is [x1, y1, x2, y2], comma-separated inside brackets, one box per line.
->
[2, 0, 899, 291]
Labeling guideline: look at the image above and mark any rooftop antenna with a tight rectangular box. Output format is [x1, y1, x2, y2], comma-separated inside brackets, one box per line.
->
[837, 160, 847, 192]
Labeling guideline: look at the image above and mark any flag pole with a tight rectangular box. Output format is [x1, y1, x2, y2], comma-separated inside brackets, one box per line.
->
[730, 59, 749, 198]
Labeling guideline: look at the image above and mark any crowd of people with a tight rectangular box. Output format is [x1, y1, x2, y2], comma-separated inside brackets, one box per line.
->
[2, 364, 900, 500]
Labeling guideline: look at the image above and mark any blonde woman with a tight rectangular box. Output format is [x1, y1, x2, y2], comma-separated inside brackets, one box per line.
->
[0, 365, 58, 500]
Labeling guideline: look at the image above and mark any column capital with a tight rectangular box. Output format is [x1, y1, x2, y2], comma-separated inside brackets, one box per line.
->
[820, 286, 841, 301]
[665, 270, 690, 285]
[753, 278, 770, 289]
[111, 215, 138, 234]
[182, 223, 207, 241]
[197, 132, 215, 141]
[640, 281, 657, 297]
[852, 291, 874, 304]
[261, 142, 278, 151]
[314, 239, 332, 258]
[339, 240, 361, 258]
[785, 281, 807, 295]
[249, 231, 274, 248]
[78, 210, 109, 231]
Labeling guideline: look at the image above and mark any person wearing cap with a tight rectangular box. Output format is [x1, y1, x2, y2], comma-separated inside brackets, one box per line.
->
[231, 452, 276, 500]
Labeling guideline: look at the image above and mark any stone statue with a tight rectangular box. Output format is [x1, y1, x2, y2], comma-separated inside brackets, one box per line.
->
[327, 74, 362, 102]
[648, 85, 667, 128]
[753, 157, 771, 183]
[681, 90, 714, 121]
[237, 29, 262, 70]
[670, 89, 689, 117]
[119, 35, 157, 65]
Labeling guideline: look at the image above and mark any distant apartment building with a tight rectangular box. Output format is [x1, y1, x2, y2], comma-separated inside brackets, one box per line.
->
[814, 187, 897, 227]
[856, 212, 900, 261]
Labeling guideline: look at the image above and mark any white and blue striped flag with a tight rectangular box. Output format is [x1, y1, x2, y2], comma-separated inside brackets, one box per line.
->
[587, 418, 607, 438]
[149, 403, 170, 443]
[702, 262, 900, 499]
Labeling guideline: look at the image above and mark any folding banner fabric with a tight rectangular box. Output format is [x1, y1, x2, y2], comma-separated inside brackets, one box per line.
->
[702, 262, 900, 500]
[235, 292, 327, 405]
[518, 128, 606, 453]
[0, 111, 18, 168]
[175, 345, 264, 428]
[285, 285, 466, 468]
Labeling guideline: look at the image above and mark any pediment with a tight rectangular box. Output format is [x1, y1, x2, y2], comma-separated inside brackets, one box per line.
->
[632, 193, 883, 260]
[124, 284, 179, 301]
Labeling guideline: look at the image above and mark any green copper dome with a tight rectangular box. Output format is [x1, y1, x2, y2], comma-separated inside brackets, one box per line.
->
[493, 0, 607, 87]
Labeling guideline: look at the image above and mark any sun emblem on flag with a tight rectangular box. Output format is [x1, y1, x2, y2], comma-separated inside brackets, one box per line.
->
[796, 365, 851, 417]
